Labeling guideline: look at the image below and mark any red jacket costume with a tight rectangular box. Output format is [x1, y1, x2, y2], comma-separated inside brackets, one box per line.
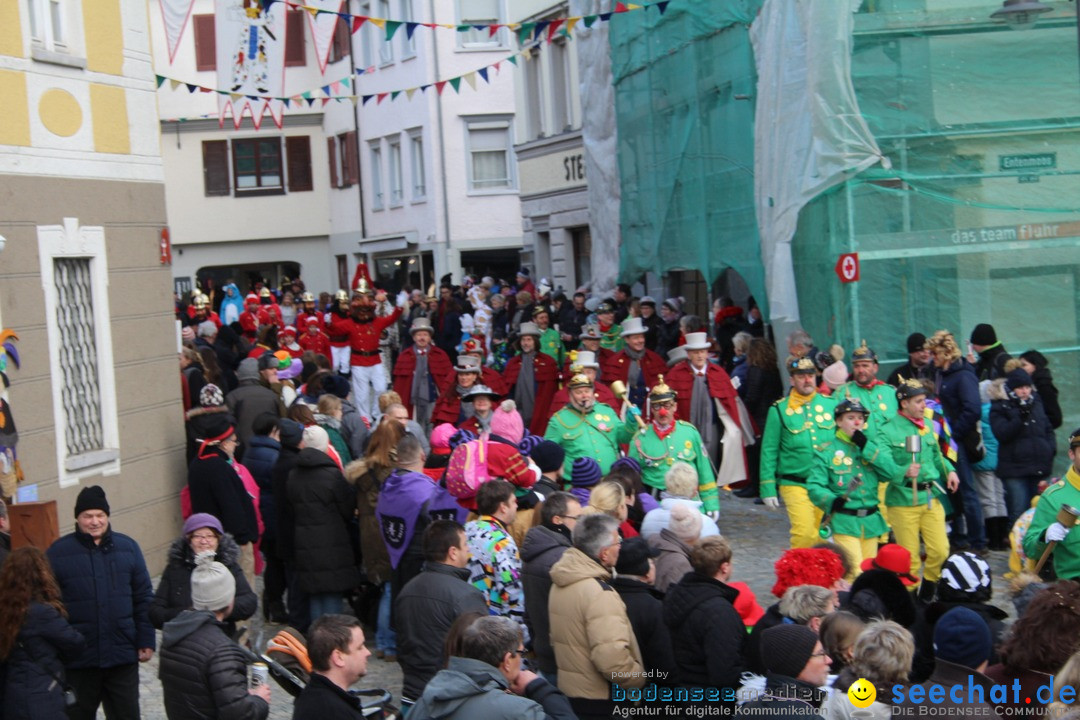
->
[260, 302, 284, 330]
[666, 361, 743, 435]
[480, 367, 508, 396]
[546, 381, 618, 423]
[187, 307, 222, 328]
[298, 329, 331, 358]
[502, 352, 559, 436]
[239, 308, 270, 340]
[603, 349, 667, 388]
[431, 387, 467, 427]
[296, 310, 325, 332]
[392, 345, 454, 416]
[349, 307, 403, 367]
[325, 310, 353, 348]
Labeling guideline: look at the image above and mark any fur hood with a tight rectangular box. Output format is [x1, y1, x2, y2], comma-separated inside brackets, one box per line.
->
[184, 404, 230, 422]
[314, 413, 342, 431]
[344, 457, 370, 485]
[167, 531, 241, 568]
[987, 378, 1009, 402]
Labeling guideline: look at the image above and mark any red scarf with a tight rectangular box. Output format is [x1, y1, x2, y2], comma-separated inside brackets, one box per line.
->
[652, 421, 676, 441]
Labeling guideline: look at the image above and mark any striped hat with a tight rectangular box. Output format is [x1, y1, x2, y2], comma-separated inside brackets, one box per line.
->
[571, 457, 602, 488]
[940, 552, 991, 595]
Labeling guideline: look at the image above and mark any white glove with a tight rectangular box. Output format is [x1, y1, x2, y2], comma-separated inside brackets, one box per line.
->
[763, 496, 780, 509]
[705, 510, 720, 522]
[1047, 522, 1070, 543]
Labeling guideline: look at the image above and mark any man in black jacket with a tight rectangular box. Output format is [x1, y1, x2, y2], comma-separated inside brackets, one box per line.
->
[394, 520, 487, 710]
[271, 418, 307, 629]
[294, 614, 374, 720]
[970, 323, 1011, 381]
[612, 537, 678, 685]
[159, 552, 270, 720]
[735, 625, 830, 718]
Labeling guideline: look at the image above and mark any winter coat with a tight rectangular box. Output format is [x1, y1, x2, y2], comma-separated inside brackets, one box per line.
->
[648, 529, 694, 594]
[270, 444, 302, 563]
[185, 404, 234, 463]
[187, 447, 259, 545]
[740, 364, 785, 434]
[242, 435, 280, 538]
[346, 458, 394, 585]
[46, 528, 155, 669]
[409, 656, 576, 720]
[990, 391, 1056, 478]
[974, 343, 1012, 382]
[520, 524, 572, 675]
[737, 674, 826, 719]
[149, 534, 258, 637]
[971, 383, 999, 472]
[935, 358, 982, 442]
[287, 448, 361, 593]
[466, 517, 526, 639]
[548, 547, 645, 699]
[226, 379, 283, 448]
[293, 673, 374, 720]
[663, 571, 746, 693]
[2, 602, 85, 720]
[1025, 355, 1062, 429]
[338, 400, 369, 460]
[639, 497, 721, 540]
[745, 603, 785, 675]
[314, 414, 353, 464]
[159, 610, 269, 720]
[611, 576, 679, 684]
[656, 318, 682, 359]
[394, 562, 487, 701]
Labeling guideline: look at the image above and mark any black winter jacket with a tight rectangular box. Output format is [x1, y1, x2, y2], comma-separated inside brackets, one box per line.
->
[159, 610, 269, 720]
[2, 602, 85, 720]
[745, 603, 785, 675]
[243, 435, 280, 538]
[990, 394, 1056, 478]
[1025, 354, 1062, 429]
[46, 528, 155, 669]
[611, 577, 679, 685]
[394, 562, 487, 701]
[663, 572, 746, 692]
[226, 379, 283, 448]
[287, 448, 361, 593]
[741, 365, 785, 435]
[293, 673, 372, 720]
[974, 343, 1012, 382]
[936, 358, 982, 441]
[188, 447, 259, 545]
[520, 524, 572, 675]
[270, 444, 302, 563]
[149, 534, 258, 637]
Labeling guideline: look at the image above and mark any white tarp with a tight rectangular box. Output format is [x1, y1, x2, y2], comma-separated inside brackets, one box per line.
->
[306, 0, 345, 74]
[159, 0, 197, 63]
[749, 0, 887, 324]
[216, 0, 286, 129]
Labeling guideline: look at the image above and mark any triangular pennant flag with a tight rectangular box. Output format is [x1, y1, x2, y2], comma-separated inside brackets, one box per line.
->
[456, 24, 471, 33]
[565, 17, 580, 34]
[448, 76, 461, 93]
[419, 84, 430, 92]
[656, 1, 670, 13]
[231, 92, 243, 101]
[199, 86, 212, 93]
[463, 72, 477, 90]
[362, 94, 374, 104]
[341, 77, 351, 90]
[517, 22, 535, 43]
[478, 67, 489, 83]
[614, 2, 629, 12]
[331, 80, 341, 93]
[472, 24, 486, 31]
[186, 83, 199, 93]
[583, 14, 598, 27]
[506, 55, 518, 65]
[376, 92, 388, 104]
[385, 20, 402, 40]
[627, 3, 643, 8]
[406, 22, 419, 39]
[155, 74, 165, 88]
[434, 80, 446, 95]
[546, 19, 564, 41]
[598, 12, 612, 21]
[283, 98, 291, 107]
[302, 91, 312, 99]
[321, 84, 332, 96]
[488, 24, 500, 37]
[494, 61, 501, 72]
[532, 21, 549, 41]
[170, 79, 182, 90]
[352, 16, 367, 33]
[306, 6, 319, 18]
[246, 95, 259, 101]
[368, 17, 385, 29]
[350, 95, 360, 106]
[391, 90, 401, 100]
[406, 87, 417, 99]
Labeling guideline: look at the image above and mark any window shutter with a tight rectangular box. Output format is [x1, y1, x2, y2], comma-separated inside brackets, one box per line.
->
[330, 18, 350, 62]
[193, 14, 216, 71]
[285, 10, 306, 67]
[327, 137, 339, 189]
[286, 136, 313, 192]
[344, 131, 360, 186]
[202, 140, 230, 196]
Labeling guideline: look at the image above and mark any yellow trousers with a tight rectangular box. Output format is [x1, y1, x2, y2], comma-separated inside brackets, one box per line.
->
[886, 500, 949, 582]
[780, 485, 824, 549]
[832, 534, 879, 582]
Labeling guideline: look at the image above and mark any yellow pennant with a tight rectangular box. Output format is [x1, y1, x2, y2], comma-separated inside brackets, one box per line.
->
[463, 72, 477, 90]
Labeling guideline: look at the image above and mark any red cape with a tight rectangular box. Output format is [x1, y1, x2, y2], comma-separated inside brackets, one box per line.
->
[392, 345, 454, 416]
[502, 353, 559, 436]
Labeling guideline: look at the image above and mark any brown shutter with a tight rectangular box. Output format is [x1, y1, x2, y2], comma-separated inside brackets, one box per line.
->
[344, 131, 359, 186]
[192, 14, 216, 72]
[202, 140, 230, 196]
[330, 18, 350, 62]
[286, 136, 313, 192]
[327, 137, 339, 189]
[285, 10, 306, 67]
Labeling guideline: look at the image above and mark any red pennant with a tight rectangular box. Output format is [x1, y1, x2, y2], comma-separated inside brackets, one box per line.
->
[352, 16, 367, 33]
[615, 2, 629, 11]
[546, 19, 564, 42]
[434, 81, 447, 95]
[488, 24, 500, 37]
[376, 92, 389, 104]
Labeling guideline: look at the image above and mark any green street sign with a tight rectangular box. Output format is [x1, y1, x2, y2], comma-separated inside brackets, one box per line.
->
[1000, 153, 1056, 172]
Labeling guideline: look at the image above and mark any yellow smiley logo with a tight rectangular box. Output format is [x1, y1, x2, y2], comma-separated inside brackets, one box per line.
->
[848, 678, 876, 708]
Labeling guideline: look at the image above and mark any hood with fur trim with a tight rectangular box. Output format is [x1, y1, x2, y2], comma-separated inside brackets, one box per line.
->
[168, 531, 242, 568]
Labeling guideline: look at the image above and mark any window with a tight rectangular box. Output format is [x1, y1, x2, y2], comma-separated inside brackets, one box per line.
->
[37, 218, 121, 487]
[285, 10, 307, 67]
[572, 227, 592, 288]
[192, 14, 216, 71]
[550, 39, 573, 133]
[409, 130, 426, 201]
[457, 0, 504, 49]
[202, 140, 230, 196]
[359, 2, 373, 68]
[388, 138, 403, 206]
[465, 118, 514, 191]
[523, 44, 543, 140]
[377, 0, 393, 65]
[370, 142, 384, 210]
[338, 131, 359, 187]
[330, 16, 350, 63]
[286, 136, 313, 192]
[232, 138, 284, 194]
[400, 0, 416, 58]
[27, 0, 66, 50]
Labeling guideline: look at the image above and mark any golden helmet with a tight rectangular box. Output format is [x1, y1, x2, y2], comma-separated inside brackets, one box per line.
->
[259, 287, 272, 298]
[649, 375, 676, 404]
[354, 276, 373, 296]
[191, 293, 208, 310]
[301, 292, 315, 303]
[334, 289, 349, 303]
[567, 373, 594, 390]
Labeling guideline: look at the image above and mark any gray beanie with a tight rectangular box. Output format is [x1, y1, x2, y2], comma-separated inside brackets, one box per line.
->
[668, 503, 703, 542]
[761, 624, 819, 679]
[191, 551, 235, 611]
[236, 357, 259, 383]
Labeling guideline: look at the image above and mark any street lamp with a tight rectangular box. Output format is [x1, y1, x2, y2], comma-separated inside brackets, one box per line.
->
[990, 0, 1052, 29]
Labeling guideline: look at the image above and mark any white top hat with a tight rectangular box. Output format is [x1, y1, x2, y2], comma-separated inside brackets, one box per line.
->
[454, 354, 482, 374]
[574, 350, 600, 369]
[667, 345, 688, 366]
[683, 332, 711, 350]
[620, 317, 647, 337]
[518, 322, 541, 337]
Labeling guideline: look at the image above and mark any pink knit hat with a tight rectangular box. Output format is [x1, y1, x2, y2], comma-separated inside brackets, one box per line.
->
[490, 400, 524, 444]
[430, 423, 458, 451]
[822, 361, 849, 390]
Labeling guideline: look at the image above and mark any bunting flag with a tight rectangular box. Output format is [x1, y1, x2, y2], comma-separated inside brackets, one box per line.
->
[304, 0, 346, 74]
[159, 0, 198, 63]
[215, 0, 287, 130]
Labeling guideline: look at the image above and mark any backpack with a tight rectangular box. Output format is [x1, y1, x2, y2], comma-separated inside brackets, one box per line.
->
[445, 433, 491, 499]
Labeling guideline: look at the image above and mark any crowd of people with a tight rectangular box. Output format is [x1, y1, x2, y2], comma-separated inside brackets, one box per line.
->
[3, 266, 1079, 720]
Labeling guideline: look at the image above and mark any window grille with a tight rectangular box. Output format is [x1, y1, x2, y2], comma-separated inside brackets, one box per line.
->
[53, 258, 104, 457]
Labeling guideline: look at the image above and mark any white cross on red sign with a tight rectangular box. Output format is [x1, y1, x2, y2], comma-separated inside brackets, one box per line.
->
[835, 253, 859, 283]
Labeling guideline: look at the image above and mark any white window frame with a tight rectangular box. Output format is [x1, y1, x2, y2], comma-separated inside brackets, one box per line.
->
[376, 0, 394, 65]
[464, 115, 517, 194]
[400, 0, 416, 59]
[369, 140, 384, 210]
[455, 0, 505, 51]
[549, 37, 574, 133]
[26, 0, 87, 68]
[359, 1, 374, 68]
[37, 218, 121, 487]
[408, 128, 426, 202]
[388, 137, 403, 207]
[522, 44, 544, 140]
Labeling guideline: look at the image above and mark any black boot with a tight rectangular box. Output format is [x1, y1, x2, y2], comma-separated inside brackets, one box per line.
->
[917, 580, 937, 605]
[993, 516, 1011, 551]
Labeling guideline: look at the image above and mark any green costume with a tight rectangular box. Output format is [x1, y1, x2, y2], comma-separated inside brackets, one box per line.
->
[834, 381, 897, 434]
[874, 414, 952, 508]
[538, 327, 565, 367]
[808, 431, 894, 539]
[1023, 467, 1080, 580]
[543, 401, 634, 479]
[629, 420, 718, 513]
[759, 393, 836, 499]
[599, 323, 624, 353]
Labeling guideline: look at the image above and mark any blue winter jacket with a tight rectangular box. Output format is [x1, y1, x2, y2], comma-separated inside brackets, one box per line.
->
[2, 602, 85, 720]
[936, 358, 982, 441]
[243, 435, 280, 538]
[46, 528, 155, 669]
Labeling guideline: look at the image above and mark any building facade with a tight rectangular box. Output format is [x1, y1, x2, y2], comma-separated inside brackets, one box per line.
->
[0, 0, 186, 570]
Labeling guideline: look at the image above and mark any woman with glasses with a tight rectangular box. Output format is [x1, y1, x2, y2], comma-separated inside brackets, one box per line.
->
[149, 513, 257, 639]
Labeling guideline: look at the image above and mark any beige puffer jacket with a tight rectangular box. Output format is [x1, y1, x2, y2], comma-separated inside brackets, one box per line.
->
[548, 547, 645, 699]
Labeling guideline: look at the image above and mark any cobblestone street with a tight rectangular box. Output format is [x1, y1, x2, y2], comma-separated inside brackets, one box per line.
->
[136, 489, 1016, 718]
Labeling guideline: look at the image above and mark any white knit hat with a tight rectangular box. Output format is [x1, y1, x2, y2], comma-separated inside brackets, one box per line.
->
[669, 503, 703, 542]
[191, 551, 236, 612]
[302, 425, 330, 452]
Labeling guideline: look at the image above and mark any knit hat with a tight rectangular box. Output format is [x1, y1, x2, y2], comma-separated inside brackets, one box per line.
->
[199, 383, 225, 408]
[183, 513, 223, 537]
[518, 432, 543, 457]
[303, 425, 330, 453]
[1006, 367, 1033, 389]
[197, 320, 217, 338]
[906, 332, 927, 354]
[278, 419, 304, 448]
[74, 485, 110, 518]
[933, 607, 991, 669]
[668, 503, 703, 542]
[615, 536, 659, 577]
[323, 374, 351, 399]
[939, 552, 992, 596]
[611, 456, 641, 477]
[761, 624, 819, 679]
[571, 457, 602, 488]
[257, 352, 279, 371]
[970, 323, 997, 346]
[662, 297, 683, 313]
[236, 357, 259, 383]
[431, 423, 457, 451]
[529, 441, 565, 473]
[191, 551, 236, 612]
[490, 400, 524, 444]
[449, 428, 476, 450]
[182, 326, 196, 342]
[730, 581, 766, 627]
[772, 548, 845, 598]
[822, 361, 848, 390]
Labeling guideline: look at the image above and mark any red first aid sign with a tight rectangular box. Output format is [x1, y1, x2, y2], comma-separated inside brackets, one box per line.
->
[835, 253, 859, 283]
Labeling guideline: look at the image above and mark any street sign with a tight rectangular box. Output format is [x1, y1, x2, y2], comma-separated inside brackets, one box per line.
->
[835, 253, 859, 283]
[999, 153, 1055, 172]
